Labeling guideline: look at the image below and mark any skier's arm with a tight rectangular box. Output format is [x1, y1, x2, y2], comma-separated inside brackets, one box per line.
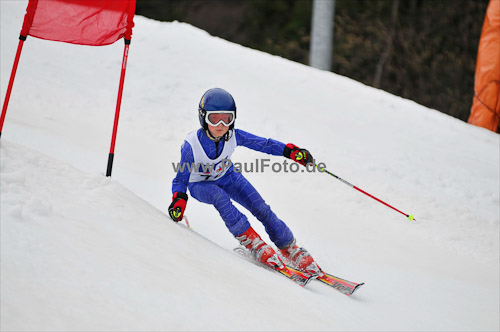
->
[235, 129, 286, 155]
[169, 141, 193, 222]
[235, 129, 314, 166]
[172, 141, 194, 193]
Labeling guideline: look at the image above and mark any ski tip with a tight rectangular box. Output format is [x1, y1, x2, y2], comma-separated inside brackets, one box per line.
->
[348, 282, 365, 296]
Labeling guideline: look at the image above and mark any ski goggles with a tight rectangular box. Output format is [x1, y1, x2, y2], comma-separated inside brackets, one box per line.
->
[205, 111, 235, 127]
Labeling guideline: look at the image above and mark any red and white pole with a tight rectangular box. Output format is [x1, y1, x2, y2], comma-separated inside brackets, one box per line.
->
[106, 39, 130, 177]
[317, 165, 415, 221]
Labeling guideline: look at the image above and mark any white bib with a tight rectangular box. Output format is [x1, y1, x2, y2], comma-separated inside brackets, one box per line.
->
[185, 130, 237, 182]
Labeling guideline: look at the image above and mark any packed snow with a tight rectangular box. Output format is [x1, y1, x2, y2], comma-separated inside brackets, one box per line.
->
[1, 1, 499, 331]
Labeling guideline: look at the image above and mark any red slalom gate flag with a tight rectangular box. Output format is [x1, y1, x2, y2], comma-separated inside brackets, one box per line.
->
[1, 0, 137, 177]
[21, 0, 135, 45]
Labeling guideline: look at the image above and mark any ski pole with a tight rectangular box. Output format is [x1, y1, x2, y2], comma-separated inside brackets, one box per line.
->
[316, 165, 415, 221]
[183, 215, 191, 229]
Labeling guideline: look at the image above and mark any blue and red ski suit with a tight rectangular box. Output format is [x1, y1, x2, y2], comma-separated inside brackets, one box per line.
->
[172, 128, 294, 248]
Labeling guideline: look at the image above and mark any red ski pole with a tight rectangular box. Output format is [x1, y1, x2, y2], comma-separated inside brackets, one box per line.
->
[183, 215, 191, 229]
[317, 165, 415, 221]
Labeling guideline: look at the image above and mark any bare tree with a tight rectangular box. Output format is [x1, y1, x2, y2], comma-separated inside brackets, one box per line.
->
[373, 0, 399, 88]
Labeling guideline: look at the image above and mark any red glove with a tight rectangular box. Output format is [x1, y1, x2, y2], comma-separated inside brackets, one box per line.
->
[283, 143, 314, 166]
[168, 192, 188, 222]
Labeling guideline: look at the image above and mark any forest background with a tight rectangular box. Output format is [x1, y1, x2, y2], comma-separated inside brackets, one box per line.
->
[135, 0, 489, 123]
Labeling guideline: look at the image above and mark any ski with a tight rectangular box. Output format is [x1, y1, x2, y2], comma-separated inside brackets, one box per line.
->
[273, 264, 314, 287]
[314, 272, 364, 296]
[234, 246, 364, 292]
[234, 246, 313, 287]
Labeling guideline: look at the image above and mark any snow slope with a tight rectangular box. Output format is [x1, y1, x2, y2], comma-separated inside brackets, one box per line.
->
[1, 1, 499, 331]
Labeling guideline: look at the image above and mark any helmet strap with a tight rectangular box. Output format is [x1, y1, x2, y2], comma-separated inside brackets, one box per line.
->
[225, 129, 233, 141]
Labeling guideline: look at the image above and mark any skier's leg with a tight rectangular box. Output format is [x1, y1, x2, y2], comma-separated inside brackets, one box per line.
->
[189, 180, 283, 270]
[188, 181, 249, 237]
[219, 172, 324, 276]
[219, 171, 294, 249]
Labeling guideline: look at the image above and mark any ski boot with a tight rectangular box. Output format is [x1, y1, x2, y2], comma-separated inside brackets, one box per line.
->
[236, 227, 284, 271]
[279, 239, 324, 278]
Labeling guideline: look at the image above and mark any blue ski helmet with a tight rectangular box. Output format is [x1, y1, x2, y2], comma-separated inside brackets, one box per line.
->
[198, 88, 237, 130]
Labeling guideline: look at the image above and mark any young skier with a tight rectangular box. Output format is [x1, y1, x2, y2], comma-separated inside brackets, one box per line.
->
[169, 88, 324, 277]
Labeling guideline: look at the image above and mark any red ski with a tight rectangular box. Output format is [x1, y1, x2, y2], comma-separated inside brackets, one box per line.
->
[274, 264, 315, 287]
[315, 272, 364, 296]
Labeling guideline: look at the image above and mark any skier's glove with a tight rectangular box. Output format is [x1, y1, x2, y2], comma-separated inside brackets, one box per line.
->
[168, 192, 188, 222]
[283, 143, 314, 166]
